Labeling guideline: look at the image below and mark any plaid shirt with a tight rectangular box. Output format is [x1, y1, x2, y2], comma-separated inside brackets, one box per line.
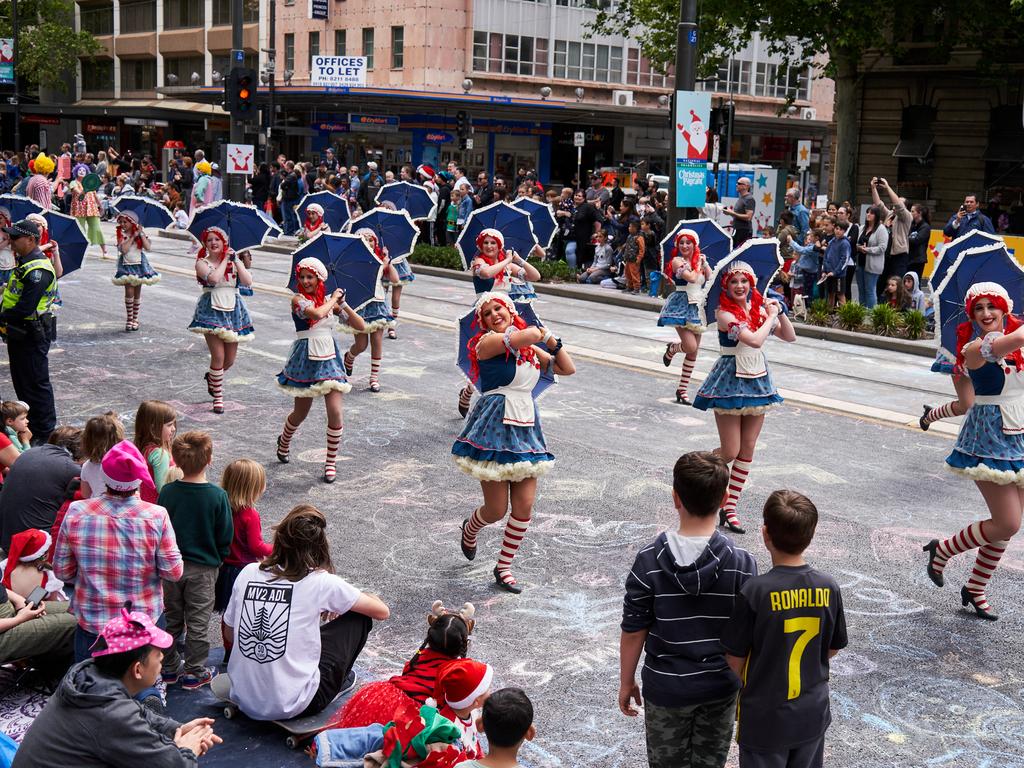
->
[53, 494, 183, 634]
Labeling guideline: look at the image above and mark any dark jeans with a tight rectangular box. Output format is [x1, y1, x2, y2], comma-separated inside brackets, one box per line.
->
[739, 731, 825, 768]
[843, 265, 856, 302]
[733, 229, 752, 248]
[299, 612, 372, 717]
[8, 330, 56, 443]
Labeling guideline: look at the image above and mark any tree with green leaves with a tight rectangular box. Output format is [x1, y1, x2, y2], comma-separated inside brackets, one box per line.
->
[0, 0, 100, 91]
[593, 0, 1024, 203]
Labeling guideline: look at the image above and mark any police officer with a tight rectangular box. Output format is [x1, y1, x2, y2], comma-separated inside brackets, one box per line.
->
[0, 219, 58, 444]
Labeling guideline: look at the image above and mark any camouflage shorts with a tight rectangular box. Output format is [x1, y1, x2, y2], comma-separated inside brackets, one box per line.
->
[645, 693, 737, 768]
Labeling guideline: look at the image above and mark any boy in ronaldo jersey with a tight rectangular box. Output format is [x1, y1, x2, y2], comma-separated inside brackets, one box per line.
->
[721, 490, 848, 768]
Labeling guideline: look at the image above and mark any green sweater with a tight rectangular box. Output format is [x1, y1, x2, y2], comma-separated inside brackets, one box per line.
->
[157, 481, 233, 568]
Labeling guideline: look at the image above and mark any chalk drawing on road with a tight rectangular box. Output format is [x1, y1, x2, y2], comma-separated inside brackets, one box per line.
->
[511, 590, 621, 639]
[837, 569, 926, 616]
[758, 463, 848, 485]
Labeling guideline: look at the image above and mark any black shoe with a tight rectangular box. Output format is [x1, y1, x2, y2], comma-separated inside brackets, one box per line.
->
[922, 539, 944, 587]
[961, 586, 998, 620]
[460, 519, 477, 561]
[338, 670, 358, 696]
[494, 567, 523, 594]
[663, 343, 675, 367]
[212, 405, 224, 415]
[323, 471, 336, 484]
[141, 694, 165, 714]
[920, 404, 933, 431]
[718, 509, 746, 534]
[675, 390, 691, 406]
[204, 372, 215, 397]
[276, 435, 290, 464]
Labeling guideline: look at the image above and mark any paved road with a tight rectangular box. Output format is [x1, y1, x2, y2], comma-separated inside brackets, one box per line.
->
[14, 226, 1022, 767]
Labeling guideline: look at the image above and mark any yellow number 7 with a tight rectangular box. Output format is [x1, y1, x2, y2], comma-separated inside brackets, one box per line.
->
[783, 617, 821, 700]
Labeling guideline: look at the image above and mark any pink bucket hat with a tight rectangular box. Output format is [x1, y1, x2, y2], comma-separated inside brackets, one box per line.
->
[91, 602, 173, 657]
[100, 440, 156, 497]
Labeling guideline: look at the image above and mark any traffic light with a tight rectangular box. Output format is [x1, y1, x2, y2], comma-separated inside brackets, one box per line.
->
[709, 104, 734, 136]
[225, 67, 257, 119]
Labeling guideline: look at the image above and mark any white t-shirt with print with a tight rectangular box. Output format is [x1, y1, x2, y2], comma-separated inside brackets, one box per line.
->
[80, 459, 106, 498]
[223, 563, 360, 720]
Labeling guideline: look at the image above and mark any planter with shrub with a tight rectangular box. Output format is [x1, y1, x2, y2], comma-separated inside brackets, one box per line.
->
[406, 244, 577, 283]
[793, 300, 933, 341]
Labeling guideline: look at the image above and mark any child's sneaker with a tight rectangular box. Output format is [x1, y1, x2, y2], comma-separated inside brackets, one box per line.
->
[180, 666, 217, 691]
[161, 666, 182, 685]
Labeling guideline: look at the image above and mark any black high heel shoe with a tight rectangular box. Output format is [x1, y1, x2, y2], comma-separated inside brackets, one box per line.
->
[920, 404, 933, 432]
[204, 372, 215, 397]
[663, 343, 675, 367]
[922, 539, 944, 587]
[675, 390, 691, 406]
[718, 509, 746, 534]
[961, 586, 999, 621]
[494, 567, 523, 594]
[276, 435, 290, 464]
[460, 520, 476, 561]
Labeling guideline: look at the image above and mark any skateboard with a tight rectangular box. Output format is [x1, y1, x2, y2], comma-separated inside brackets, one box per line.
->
[210, 672, 346, 749]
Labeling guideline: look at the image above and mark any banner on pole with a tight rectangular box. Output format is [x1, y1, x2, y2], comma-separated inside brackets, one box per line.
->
[0, 39, 14, 86]
[310, 56, 367, 88]
[226, 144, 255, 175]
[674, 91, 711, 208]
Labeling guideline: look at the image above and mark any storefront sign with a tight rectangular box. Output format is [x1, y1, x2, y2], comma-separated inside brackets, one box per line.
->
[0, 38, 14, 86]
[424, 131, 454, 145]
[309, 0, 328, 19]
[797, 140, 812, 170]
[349, 113, 399, 133]
[124, 117, 169, 127]
[673, 90, 711, 208]
[23, 115, 59, 125]
[315, 121, 350, 133]
[84, 122, 118, 134]
[311, 56, 367, 88]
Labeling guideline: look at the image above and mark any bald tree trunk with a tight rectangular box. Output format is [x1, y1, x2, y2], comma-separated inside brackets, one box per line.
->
[831, 54, 860, 204]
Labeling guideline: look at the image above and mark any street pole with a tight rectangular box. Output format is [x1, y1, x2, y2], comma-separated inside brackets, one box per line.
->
[12, 0, 19, 154]
[265, 0, 275, 165]
[667, 0, 698, 231]
[228, 0, 245, 200]
[724, 78, 733, 195]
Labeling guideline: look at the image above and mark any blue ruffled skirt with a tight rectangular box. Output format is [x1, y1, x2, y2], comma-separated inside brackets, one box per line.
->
[340, 299, 394, 334]
[452, 393, 554, 481]
[692, 355, 783, 414]
[946, 404, 1024, 486]
[112, 253, 161, 286]
[277, 338, 352, 397]
[393, 259, 415, 283]
[188, 293, 254, 343]
[509, 281, 538, 303]
[658, 291, 703, 330]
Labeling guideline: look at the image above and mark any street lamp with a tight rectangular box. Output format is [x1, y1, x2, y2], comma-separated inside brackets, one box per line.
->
[212, 69, 223, 84]
[574, 87, 584, 102]
[191, 71, 201, 85]
[284, 69, 293, 85]
[260, 71, 270, 85]
[166, 73, 179, 85]
[657, 94, 670, 107]
[539, 86, 551, 100]
[462, 78, 473, 93]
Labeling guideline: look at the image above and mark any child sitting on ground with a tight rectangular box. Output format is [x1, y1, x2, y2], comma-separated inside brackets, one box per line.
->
[78, 412, 125, 498]
[173, 201, 189, 230]
[431, 658, 493, 760]
[721, 490, 848, 768]
[882, 275, 911, 311]
[334, 600, 476, 728]
[457, 687, 537, 768]
[1, 528, 67, 601]
[1, 400, 31, 452]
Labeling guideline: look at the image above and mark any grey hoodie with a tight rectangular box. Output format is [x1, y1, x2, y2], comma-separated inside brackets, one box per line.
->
[904, 271, 926, 313]
[12, 660, 197, 768]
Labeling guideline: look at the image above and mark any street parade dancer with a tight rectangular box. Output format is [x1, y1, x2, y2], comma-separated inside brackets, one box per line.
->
[692, 259, 796, 533]
[457, 229, 542, 417]
[385, 249, 415, 341]
[111, 210, 160, 332]
[299, 203, 330, 243]
[0, 207, 13, 290]
[344, 228, 398, 393]
[924, 282, 1024, 620]
[454, 292, 575, 593]
[276, 257, 365, 483]
[660, 229, 712, 405]
[188, 227, 254, 413]
[69, 163, 107, 257]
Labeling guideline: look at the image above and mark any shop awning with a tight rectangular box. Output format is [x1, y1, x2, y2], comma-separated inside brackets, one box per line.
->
[892, 132, 934, 160]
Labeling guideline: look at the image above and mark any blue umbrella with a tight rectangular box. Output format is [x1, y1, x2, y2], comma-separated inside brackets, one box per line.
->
[375, 181, 437, 221]
[933, 242, 1024, 364]
[187, 200, 278, 252]
[288, 233, 384, 312]
[457, 301, 555, 397]
[512, 197, 557, 250]
[928, 230, 1003, 294]
[455, 201, 538, 270]
[701, 238, 783, 326]
[111, 195, 173, 229]
[45, 210, 88, 275]
[345, 208, 419, 262]
[295, 190, 350, 233]
[0, 194, 45, 223]
[254, 208, 283, 240]
[660, 218, 734, 276]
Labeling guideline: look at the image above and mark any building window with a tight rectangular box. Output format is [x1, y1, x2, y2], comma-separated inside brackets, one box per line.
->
[284, 33, 295, 72]
[120, 57, 156, 91]
[553, 39, 622, 82]
[81, 59, 114, 91]
[362, 27, 374, 70]
[164, 0, 203, 29]
[625, 48, 669, 87]
[309, 31, 320, 68]
[391, 26, 403, 69]
[212, 0, 258, 25]
[752, 61, 809, 100]
[79, 3, 113, 35]
[211, 52, 258, 77]
[474, 31, 548, 77]
[335, 29, 346, 56]
[164, 55, 205, 85]
[119, 0, 155, 33]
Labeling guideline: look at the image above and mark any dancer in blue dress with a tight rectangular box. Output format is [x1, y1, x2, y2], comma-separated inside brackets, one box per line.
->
[454, 291, 575, 593]
[457, 229, 542, 417]
[112, 210, 161, 332]
[659, 229, 712, 405]
[692, 260, 796, 533]
[343, 228, 399, 392]
[188, 226, 254, 413]
[924, 282, 1024, 620]
[276, 257, 366, 483]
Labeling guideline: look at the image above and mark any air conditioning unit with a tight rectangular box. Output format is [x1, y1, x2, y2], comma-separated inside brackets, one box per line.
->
[612, 89, 634, 107]
[800, 107, 817, 121]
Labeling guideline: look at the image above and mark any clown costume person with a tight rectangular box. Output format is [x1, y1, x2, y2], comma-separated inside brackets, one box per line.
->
[660, 229, 712, 405]
[188, 227, 254, 413]
[299, 203, 330, 243]
[69, 163, 107, 256]
[454, 292, 576, 593]
[457, 228, 542, 418]
[277, 257, 365, 483]
[924, 283, 1024, 620]
[343, 228, 398, 393]
[111, 211, 161, 331]
[692, 260, 796, 533]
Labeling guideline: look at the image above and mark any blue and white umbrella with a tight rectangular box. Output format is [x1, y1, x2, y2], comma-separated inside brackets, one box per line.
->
[457, 301, 555, 397]
[187, 200, 278, 252]
[928, 230, 1003, 295]
[295, 190, 351, 233]
[344, 208, 419, 262]
[44, 210, 88, 275]
[934, 242, 1024, 365]
[660, 218, 734, 277]
[512, 197, 557, 250]
[375, 181, 437, 221]
[701, 238, 783, 326]
[288, 233, 384, 312]
[455, 201, 538, 270]
[0, 194, 45, 223]
[255, 207, 283, 240]
[111, 195, 174, 229]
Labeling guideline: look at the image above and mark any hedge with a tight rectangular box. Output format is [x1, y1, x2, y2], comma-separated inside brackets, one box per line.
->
[407, 244, 576, 283]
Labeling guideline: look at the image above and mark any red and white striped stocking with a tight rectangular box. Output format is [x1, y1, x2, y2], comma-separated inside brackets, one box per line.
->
[495, 515, 532, 587]
[324, 425, 344, 481]
[207, 367, 225, 412]
[964, 540, 1008, 612]
[932, 520, 993, 576]
[721, 456, 753, 528]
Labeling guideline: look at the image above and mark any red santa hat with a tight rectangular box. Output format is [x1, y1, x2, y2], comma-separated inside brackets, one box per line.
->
[417, 164, 437, 181]
[2, 529, 60, 591]
[431, 659, 493, 711]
